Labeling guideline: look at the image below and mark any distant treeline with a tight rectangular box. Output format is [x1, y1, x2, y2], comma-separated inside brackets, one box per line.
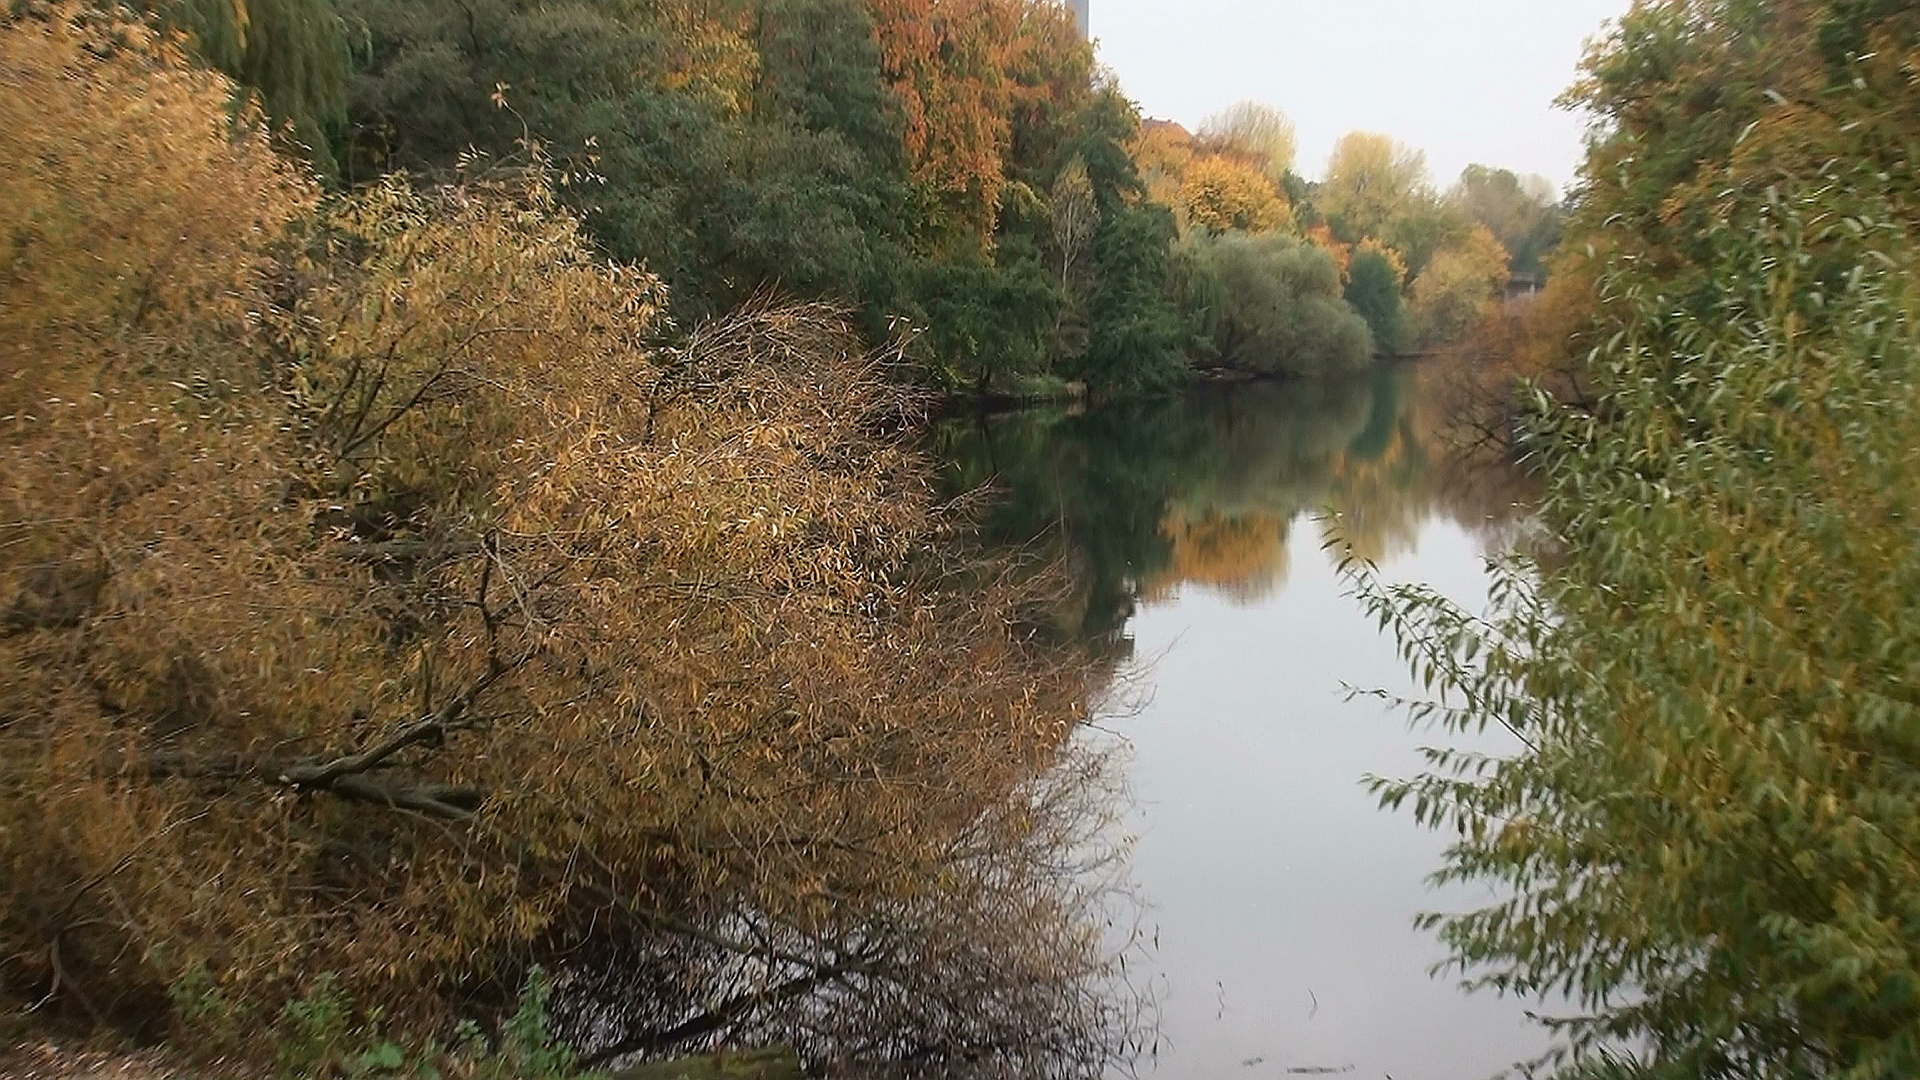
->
[143, 0, 1559, 394]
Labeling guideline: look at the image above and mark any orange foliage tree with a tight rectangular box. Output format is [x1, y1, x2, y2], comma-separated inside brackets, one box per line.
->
[869, 0, 1088, 248]
[1127, 120, 1292, 239]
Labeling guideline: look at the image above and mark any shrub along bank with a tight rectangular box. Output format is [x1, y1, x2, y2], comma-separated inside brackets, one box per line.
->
[1, 9, 1138, 1073]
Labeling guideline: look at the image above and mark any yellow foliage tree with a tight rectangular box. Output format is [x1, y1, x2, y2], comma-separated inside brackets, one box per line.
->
[1319, 131, 1430, 242]
[1409, 224, 1510, 345]
[1177, 153, 1291, 235]
[1196, 100, 1296, 181]
[1129, 119, 1194, 179]
[647, 0, 761, 115]
[1128, 119, 1293, 238]
[1129, 119, 1192, 204]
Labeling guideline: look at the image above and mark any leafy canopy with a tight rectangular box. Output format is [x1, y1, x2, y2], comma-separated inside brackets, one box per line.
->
[1355, 1, 1920, 1075]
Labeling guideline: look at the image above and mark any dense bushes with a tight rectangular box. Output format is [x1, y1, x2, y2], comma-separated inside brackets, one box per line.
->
[0, 11, 1136, 1071]
[1182, 231, 1373, 377]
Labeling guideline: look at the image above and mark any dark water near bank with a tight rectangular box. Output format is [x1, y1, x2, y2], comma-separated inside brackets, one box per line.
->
[934, 364, 1546, 1080]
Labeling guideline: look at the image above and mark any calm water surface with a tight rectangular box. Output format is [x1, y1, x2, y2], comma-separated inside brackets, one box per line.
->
[935, 364, 1549, 1080]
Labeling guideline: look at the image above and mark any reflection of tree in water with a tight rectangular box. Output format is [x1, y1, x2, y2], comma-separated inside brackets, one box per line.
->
[1152, 509, 1290, 605]
[536, 361, 1540, 1077]
[932, 401, 1207, 654]
[933, 364, 1530, 642]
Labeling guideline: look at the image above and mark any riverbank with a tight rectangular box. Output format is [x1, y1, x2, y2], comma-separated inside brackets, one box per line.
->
[0, 1042, 806, 1080]
[937, 355, 1439, 418]
[0, 1042, 243, 1080]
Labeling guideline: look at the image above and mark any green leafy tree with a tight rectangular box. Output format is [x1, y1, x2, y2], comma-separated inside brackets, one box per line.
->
[1343, 244, 1405, 354]
[1452, 164, 1562, 278]
[756, 0, 901, 162]
[1079, 201, 1188, 393]
[914, 240, 1059, 394]
[1356, 1, 1920, 1075]
[146, 0, 349, 175]
[1182, 231, 1371, 378]
[1074, 82, 1191, 394]
[1359, 174, 1920, 1080]
[340, 0, 911, 325]
[1382, 188, 1472, 283]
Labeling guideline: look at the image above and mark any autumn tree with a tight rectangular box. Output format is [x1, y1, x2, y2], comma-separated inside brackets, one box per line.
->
[1176, 154, 1291, 235]
[868, 0, 1027, 247]
[1318, 131, 1430, 244]
[1196, 99, 1296, 181]
[115, 0, 1199, 397]
[0, 13, 1139, 1072]
[1125, 113, 1290, 240]
[1408, 224, 1509, 346]
[1128, 119, 1194, 195]
[340, 0, 920, 328]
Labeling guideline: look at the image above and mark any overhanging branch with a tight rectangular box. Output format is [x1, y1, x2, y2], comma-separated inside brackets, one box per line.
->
[137, 664, 513, 821]
[143, 752, 483, 821]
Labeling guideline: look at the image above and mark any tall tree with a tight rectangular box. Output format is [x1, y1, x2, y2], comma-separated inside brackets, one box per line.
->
[1319, 130, 1429, 244]
[1451, 164, 1562, 277]
[1344, 241, 1407, 354]
[1359, 1, 1920, 1075]
[147, 0, 349, 174]
[869, 0, 1023, 248]
[1196, 99, 1297, 181]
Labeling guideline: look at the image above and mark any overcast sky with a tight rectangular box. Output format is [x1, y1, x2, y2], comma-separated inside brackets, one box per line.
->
[1089, 0, 1636, 193]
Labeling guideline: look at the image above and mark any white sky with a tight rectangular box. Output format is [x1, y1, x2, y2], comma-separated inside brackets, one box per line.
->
[1089, 0, 1636, 193]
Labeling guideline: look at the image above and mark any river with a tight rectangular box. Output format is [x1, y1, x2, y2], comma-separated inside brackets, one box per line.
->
[933, 362, 1551, 1080]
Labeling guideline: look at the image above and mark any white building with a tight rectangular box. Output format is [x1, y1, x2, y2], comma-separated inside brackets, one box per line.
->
[1070, 0, 1089, 40]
